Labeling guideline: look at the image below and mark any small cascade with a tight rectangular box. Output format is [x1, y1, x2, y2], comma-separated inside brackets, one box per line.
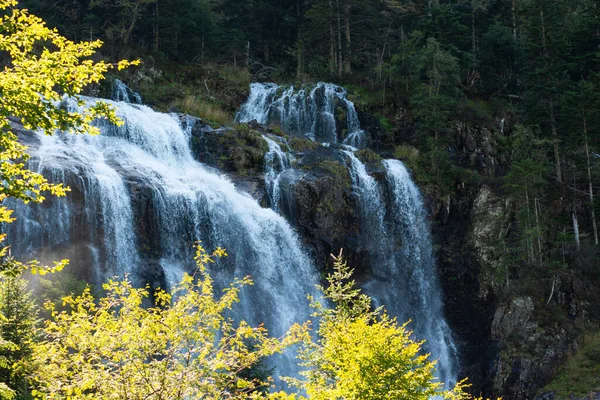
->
[237, 82, 366, 147]
[263, 135, 294, 211]
[342, 150, 387, 250]
[7, 132, 139, 283]
[112, 79, 142, 104]
[9, 96, 320, 381]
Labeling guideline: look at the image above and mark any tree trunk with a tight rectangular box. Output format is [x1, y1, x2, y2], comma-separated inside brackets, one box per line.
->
[540, 7, 562, 182]
[472, 0, 477, 55]
[329, 0, 336, 73]
[549, 99, 563, 182]
[344, 3, 352, 74]
[296, 0, 304, 78]
[153, 2, 159, 52]
[122, 3, 141, 44]
[583, 110, 599, 245]
[573, 211, 580, 249]
[534, 196, 543, 259]
[336, 0, 343, 75]
[511, 0, 517, 39]
[246, 41, 250, 67]
[526, 189, 534, 264]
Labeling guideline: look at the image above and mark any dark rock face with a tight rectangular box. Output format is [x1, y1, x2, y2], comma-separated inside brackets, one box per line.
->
[278, 146, 360, 267]
[453, 121, 507, 176]
[488, 272, 600, 400]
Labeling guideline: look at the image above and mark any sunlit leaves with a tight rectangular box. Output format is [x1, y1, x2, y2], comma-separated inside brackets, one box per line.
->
[28, 245, 309, 400]
[287, 250, 470, 400]
[0, 0, 137, 275]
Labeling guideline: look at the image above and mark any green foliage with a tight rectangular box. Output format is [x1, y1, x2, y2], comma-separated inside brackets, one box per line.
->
[289, 138, 319, 153]
[410, 38, 461, 139]
[35, 273, 91, 318]
[355, 148, 382, 164]
[544, 332, 600, 398]
[28, 245, 308, 400]
[0, 277, 37, 399]
[502, 159, 548, 196]
[286, 251, 470, 400]
[456, 99, 494, 126]
[394, 145, 420, 164]
[214, 126, 269, 175]
[171, 95, 232, 127]
[316, 160, 350, 180]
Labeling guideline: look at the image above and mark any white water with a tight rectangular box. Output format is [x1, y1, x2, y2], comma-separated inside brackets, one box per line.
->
[342, 149, 458, 387]
[379, 159, 458, 388]
[237, 82, 366, 148]
[339, 149, 459, 389]
[343, 150, 387, 250]
[263, 136, 294, 211]
[113, 79, 142, 104]
[9, 96, 320, 380]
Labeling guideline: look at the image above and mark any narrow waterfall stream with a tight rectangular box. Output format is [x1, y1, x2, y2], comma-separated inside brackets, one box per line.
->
[8, 96, 320, 381]
[263, 135, 294, 211]
[343, 151, 458, 387]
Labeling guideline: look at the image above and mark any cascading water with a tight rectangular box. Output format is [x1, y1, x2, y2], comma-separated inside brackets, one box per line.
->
[237, 82, 366, 148]
[263, 135, 294, 211]
[380, 160, 458, 387]
[341, 149, 458, 387]
[8, 96, 320, 380]
[113, 79, 142, 104]
[6, 132, 139, 284]
[342, 149, 387, 252]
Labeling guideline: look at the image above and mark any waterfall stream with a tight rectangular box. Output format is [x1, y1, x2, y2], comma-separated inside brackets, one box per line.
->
[263, 135, 294, 211]
[342, 149, 459, 387]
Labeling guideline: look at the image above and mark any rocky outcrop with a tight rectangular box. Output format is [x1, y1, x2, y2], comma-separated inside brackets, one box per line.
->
[454, 121, 506, 176]
[489, 270, 600, 400]
[469, 185, 513, 299]
[278, 146, 360, 267]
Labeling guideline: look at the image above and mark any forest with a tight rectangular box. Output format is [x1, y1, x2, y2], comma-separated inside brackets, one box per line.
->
[1, 0, 600, 399]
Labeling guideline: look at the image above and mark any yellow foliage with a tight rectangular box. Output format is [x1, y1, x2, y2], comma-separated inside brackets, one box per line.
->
[27, 245, 309, 399]
[0, 0, 137, 276]
[287, 250, 471, 400]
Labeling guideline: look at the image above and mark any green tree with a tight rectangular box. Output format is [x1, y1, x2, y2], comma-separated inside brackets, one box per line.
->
[411, 37, 460, 139]
[287, 251, 469, 400]
[0, 277, 37, 399]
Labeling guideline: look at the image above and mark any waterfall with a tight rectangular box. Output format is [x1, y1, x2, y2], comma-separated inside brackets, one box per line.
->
[9, 97, 320, 380]
[237, 82, 366, 148]
[343, 150, 458, 387]
[7, 132, 139, 283]
[343, 150, 387, 252]
[379, 159, 458, 387]
[263, 135, 294, 211]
